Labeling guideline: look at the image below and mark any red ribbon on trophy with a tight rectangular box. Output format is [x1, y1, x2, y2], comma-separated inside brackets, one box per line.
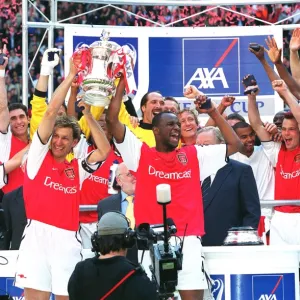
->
[71, 44, 93, 84]
[107, 45, 137, 98]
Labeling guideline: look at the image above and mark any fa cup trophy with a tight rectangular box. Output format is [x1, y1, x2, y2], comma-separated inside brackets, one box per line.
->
[72, 30, 137, 107]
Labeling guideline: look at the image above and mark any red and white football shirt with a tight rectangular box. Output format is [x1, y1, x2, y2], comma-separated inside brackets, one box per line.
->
[24, 131, 102, 231]
[115, 127, 227, 237]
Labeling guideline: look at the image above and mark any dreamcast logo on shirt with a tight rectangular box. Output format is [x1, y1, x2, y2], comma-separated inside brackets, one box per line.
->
[44, 176, 77, 194]
[148, 165, 191, 179]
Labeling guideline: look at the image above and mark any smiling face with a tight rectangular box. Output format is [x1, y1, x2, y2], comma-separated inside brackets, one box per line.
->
[281, 118, 300, 150]
[164, 100, 179, 114]
[235, 126, 256, 156]
[9, 109, 29, 138]
[51, 127, 78, 162]
[178, 111, 198, 140]
[141, 92, 164, 124]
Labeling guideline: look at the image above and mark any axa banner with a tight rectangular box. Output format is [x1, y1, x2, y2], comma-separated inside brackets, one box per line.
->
[64, 26, 283, 119]
[0, 277, 54, 300]
[230, 273, 295, 300]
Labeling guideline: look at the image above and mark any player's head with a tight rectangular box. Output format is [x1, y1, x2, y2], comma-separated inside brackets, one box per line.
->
[163, 96, 180, 114]
[93, 212, 134, 255]
[178, 109, 199, 143]
[51, 115, 81, 161]
[197, 126, 224, 146]
[232, 121, 255, 155]
[273, 110, 285, 130]
[281, 111, 300, 151]
[98, 110, 112, 141]
[152, 111, 180, 151]
[8, 103, 30, 138]
[226, 113, 245, 127]
[140, 91, 164, 124]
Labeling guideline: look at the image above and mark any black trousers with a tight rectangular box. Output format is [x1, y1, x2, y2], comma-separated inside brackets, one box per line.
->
[2, 186, 27, 250]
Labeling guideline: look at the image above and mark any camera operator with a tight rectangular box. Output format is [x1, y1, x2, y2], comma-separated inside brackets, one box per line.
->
[68, 211, 158, 300]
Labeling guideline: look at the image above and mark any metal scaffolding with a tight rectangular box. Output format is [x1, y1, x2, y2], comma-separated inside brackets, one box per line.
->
[22, 0, 299, 106]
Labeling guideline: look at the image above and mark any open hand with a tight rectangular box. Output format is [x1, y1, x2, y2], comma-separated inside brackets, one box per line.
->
[290, 28, 300, 52]
[265, 36, 282, 64]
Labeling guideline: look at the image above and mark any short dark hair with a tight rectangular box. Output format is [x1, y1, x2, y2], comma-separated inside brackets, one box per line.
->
[226, 113, 245, 123]
[98, 234, 127, 255]
[140, 91, 162, 113]
[232, 121, 251, 132]
[164, 96, 180, 111]
[283, 111, 295, 120]
[54, 115, 81, 140]
[152, 111, 176, 127]
[8, 103, 28, 116]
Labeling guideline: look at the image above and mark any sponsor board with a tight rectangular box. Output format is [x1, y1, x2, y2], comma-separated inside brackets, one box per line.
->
[230, 273, 295, 300]
[0, 277, 53, 299]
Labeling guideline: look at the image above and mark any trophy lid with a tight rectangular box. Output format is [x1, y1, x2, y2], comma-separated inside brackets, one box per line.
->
[89, 29, 120, 51]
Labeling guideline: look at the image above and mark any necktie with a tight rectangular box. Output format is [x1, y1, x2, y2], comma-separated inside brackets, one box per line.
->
[125, 196, 135, 229]
[201, 176, 211, 202]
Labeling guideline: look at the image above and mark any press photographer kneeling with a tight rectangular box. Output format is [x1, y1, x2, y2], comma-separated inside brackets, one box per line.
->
[68, 212, 158, 300]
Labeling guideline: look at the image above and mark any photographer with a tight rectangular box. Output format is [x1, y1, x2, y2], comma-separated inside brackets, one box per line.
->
[68, 212, 158, 300]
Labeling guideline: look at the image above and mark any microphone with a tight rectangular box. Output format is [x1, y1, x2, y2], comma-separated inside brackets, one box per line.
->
[166, 218, 177, 234]
[156, 184, 171, 204]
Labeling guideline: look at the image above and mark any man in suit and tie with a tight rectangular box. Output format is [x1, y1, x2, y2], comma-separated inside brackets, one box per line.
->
[97, 162, 137, 263]
[196, 126, 261, 246]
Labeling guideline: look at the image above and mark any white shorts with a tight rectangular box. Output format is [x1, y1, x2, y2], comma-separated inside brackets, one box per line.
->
[139, 236, 208, 291]
[79, 222, 97, 249]
[270, 210, 300, 245]
[15, 220, 82, 295]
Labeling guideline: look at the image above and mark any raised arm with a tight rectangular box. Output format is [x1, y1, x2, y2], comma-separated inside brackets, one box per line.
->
[244, 76, 272, 141]
[289, 28, 300, 86]
[205, 95, 235, 127]
[265, 36, 300, 100]
[0, 47, 9, 133]
[272, 79, 300, 125]
[30, 48, 61, 138]
[249, 44, 280, 83]
[38, 58, 77, 144]
[106, 76, 126, 143]
[77, 101, 110, 163]
[184, 86, 243, 156]
[67, 79, 79, 119]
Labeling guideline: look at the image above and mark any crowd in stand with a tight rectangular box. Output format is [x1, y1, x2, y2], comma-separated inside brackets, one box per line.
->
[0, 2, 300, 299]
[0, 2, 299, 105]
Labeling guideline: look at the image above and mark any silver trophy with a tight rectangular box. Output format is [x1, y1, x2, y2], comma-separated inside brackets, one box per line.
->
[81, 30, 121, 107]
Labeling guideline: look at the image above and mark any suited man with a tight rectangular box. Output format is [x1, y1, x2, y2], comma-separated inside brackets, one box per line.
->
[2, 186, 27, 250]
[196, 127, 261, 246]
[97, 162, 138, 263]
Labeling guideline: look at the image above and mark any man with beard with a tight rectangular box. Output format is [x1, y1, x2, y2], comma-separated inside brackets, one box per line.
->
[106, 78, 242, 300]
[118, 91, 164, 147]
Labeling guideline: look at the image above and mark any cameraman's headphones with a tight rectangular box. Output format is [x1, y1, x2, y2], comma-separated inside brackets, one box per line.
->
[91, 211, 136, 253]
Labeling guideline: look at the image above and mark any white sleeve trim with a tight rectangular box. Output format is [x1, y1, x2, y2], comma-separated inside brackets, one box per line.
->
[195, 144, 227, 181]
[113, 126, 142, 172]
[261, 141, 281, 167]
[26, 131, 51, 180]
[0, 125, 12, 162]
[0, 164, 7, 189]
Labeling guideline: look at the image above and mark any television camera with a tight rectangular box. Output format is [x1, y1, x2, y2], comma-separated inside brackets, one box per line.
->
[136, 184, 184, 300]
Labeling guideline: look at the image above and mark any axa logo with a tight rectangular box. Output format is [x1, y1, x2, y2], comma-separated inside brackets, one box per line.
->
[185, 67, 229, 89]
[258, 295, 277, 300]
